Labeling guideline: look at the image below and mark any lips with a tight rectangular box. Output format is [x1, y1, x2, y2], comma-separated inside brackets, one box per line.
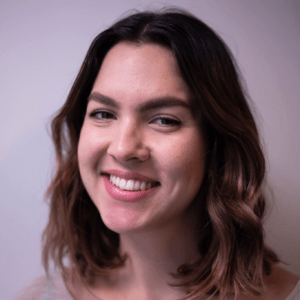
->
[102, 169, 160, 202]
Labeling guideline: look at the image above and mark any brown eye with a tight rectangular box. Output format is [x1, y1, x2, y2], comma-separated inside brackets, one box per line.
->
[152, 117, 181, 126]
[90, 110, 117, 120]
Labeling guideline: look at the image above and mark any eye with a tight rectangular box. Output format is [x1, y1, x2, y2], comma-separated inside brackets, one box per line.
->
[151, 116, 182, 126]
[89, 110, 117, 120]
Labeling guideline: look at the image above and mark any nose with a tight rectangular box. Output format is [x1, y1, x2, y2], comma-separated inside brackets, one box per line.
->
[107, 120, 150, 163]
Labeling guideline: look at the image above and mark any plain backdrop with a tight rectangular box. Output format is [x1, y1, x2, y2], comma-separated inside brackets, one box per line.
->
[1, 1, 299, 299]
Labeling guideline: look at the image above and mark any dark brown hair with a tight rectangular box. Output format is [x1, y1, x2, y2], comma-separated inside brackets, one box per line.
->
[42, 9, 278, 300]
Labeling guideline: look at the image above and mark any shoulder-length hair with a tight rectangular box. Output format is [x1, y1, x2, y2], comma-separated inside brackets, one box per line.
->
[43, 9, 278, 300]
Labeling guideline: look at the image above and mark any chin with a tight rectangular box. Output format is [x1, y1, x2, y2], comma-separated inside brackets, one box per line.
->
[100, 208, 147, 235]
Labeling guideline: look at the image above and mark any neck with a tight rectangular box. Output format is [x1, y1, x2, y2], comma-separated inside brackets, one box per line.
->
[84, 201, 202, 300]
[117, 211, 199, 298]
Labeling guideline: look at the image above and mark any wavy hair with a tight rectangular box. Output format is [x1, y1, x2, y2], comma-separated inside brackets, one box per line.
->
[42, 9, 278, 300]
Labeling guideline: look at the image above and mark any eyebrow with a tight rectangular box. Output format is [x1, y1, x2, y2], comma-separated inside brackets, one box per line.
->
[88, 93, 119, 108]
[88, 92, 191, 112]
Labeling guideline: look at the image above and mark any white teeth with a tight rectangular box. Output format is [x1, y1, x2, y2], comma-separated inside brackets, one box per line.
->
[125, 180, 134, 191]
[134, 181, 141, 191]
[109, 175, 156, 191]
[111, 175, 116, 184]
[119, 179, 126, 190]
[140, 181, 146, 191]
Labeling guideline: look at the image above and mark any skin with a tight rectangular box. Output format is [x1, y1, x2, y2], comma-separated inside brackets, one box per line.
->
[77, 41, 206, 299]
[74, 42, 299, 300]
[78, 42, 206, 236]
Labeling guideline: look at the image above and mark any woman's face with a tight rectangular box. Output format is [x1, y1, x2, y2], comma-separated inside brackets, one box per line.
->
[78, 42, 206, 234]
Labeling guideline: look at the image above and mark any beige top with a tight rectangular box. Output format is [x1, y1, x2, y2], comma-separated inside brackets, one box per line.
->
[13, 272, 300, 300]
[13, 272, 73, 300]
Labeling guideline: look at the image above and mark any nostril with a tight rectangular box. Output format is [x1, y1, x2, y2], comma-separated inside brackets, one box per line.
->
[139, 151, 150, 161]
[108, 145, 150, 163]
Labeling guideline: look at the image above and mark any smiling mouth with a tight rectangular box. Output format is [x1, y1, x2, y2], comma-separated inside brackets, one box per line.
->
[109, 174, 159, 191]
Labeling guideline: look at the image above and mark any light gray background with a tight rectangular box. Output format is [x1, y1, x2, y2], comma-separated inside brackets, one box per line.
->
[1, 1, 299, 299]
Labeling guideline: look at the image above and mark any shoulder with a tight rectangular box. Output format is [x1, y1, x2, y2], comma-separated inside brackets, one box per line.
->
[234, 265, 299, 300]
[13, 272, 73, 300]
[13, 275, 47, 300]
[285, 280, 300, 300]
[262, 264, 300, 300]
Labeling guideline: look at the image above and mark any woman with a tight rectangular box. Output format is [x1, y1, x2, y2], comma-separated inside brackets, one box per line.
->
[14, 9, 299, 300]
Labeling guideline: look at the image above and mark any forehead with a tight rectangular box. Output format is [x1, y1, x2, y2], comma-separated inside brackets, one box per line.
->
[91, 41, 191, 102]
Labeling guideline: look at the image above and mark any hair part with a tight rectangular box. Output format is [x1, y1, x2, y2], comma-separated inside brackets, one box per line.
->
[42, 8, 278, 300]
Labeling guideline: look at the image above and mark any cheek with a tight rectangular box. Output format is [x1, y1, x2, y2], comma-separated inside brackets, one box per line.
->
[77, 125, 108, 171]
[154, 131, 206, 183]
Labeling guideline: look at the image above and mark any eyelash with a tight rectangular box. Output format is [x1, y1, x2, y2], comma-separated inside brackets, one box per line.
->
[89, 110, 182, 127]
[89, 110, 116, 120]
[151, 116, 182, 126]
